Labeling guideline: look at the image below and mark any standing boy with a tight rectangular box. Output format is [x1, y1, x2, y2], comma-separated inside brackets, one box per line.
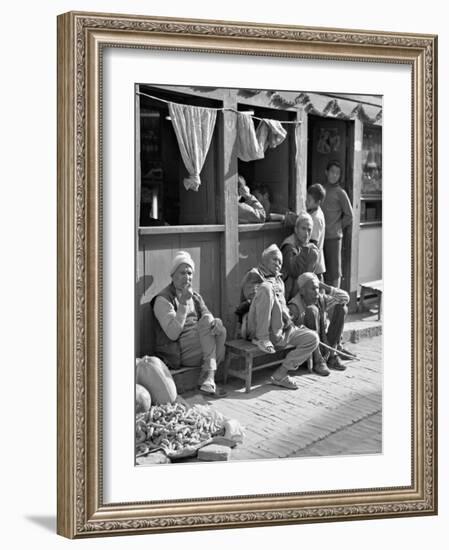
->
[306, 183, 327, 281]
[321, 160, 353, 288]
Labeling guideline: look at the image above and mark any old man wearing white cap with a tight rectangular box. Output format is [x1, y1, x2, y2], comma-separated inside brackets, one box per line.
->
[288, 272, 349, 375]
[152, 251, 227, 397]
[237, 244, 319, 390]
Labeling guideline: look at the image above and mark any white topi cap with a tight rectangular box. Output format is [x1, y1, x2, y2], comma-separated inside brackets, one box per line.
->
[297, 272, 319, 290]
[170, 251, 195, 276]
[261, 243, 281, 260]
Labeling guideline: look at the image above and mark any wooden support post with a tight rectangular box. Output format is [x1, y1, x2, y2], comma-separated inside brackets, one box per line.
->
[348, 118, 363, 311]
[223, 350, 231, 385]
[220, 90, 240, 334]
[294, 106, 308, 213]
[135, 85, 142, 354]
[245, 354, 253, 393]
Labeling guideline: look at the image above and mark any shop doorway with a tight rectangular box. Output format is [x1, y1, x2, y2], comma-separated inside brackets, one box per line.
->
[307, 115, 355, 292]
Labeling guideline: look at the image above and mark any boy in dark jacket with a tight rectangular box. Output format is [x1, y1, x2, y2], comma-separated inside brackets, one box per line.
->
[321, 160, 353, 288]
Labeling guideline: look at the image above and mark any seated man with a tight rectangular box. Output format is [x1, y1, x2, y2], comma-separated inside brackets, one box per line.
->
[288, 272, 349, 376]
[252, 183, 285, 222]
[237, 244, 319, 390]
[152, 251, 227, 397]
[238, 175, 267, 223]
[280, 211, 319, 302]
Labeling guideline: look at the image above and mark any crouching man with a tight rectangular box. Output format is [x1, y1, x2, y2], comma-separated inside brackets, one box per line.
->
[288, 272, 349, 376]
[237, 244, 319, 390]
[153, 251, 227, 398]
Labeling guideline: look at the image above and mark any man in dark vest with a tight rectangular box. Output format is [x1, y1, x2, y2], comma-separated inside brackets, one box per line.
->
[153, 251, 227, 397]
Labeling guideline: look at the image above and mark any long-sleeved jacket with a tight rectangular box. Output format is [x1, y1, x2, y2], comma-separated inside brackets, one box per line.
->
[280, 234, 319, 301]
[322, 183, 353, 239]
[238, 194, 266, 223]
[236, 264, 291, 326]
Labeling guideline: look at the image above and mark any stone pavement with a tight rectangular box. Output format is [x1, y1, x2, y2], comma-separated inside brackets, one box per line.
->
[343, 309, 382, 343]
[296, 411, 382, 457]
[182, 335, 382, 461]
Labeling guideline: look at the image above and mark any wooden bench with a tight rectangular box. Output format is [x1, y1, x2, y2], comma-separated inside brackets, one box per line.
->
[223, 339, 311, 393]
[359, 279, 383, 321]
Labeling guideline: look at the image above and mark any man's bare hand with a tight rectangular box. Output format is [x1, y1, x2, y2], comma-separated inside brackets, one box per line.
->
[210, 317, 224, 336]
[179, 283, 194, 304]
[239, 183, 251, 200]
[319, 281, 332, 293]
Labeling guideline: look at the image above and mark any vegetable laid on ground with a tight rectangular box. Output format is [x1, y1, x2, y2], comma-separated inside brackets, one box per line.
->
[136, 402, 229, 459]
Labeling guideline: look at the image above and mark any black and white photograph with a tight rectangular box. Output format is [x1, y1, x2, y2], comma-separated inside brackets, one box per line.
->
[134, 84, 383, 465]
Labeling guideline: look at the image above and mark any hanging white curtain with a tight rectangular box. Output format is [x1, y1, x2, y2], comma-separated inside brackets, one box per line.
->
[168, 102, 217, 191]
[256, 119, 287, 151]
[236, 112, 265, 162]
[237, 113, 287, 161]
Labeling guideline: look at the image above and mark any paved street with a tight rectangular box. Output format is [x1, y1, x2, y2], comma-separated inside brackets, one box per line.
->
[183, 335, 382, 460]
[290, 411, 382, 457]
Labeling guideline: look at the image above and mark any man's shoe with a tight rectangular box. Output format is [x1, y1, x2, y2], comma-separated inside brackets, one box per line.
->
[252, 339, 275, 354]
[270, 375, 298, 390]
[312, 360, 331, 377]
[337, 344, 357, 361]
[199, 382, 229, 398]
[328, 354, 347, 371]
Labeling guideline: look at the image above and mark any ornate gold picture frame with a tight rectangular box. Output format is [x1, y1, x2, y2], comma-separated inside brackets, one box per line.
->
[57, 11, 437, 538]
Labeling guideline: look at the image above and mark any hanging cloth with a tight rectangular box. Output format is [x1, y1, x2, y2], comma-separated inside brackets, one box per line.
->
[237, 114, 287, 162]
[168, 102, 217, 191]
[256, 118, 287, 151]
[236, 112, 265, 162]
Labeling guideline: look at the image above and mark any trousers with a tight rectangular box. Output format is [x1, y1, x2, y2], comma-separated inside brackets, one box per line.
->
[323, 237, 342, 287]
[247, 282, 284, 341]
[179, 316, 226, 372]
[247, 282, 318, 372]
[303, 302, 348, 351]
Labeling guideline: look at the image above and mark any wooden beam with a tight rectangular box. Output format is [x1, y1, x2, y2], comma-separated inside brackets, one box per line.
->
[221, 90, 239, 334]
[135, 85, 143, 354]
[348, 118, 363, 310]
[135, 84, 142, 271]
[295, 107, 308, 212]
[147, 84, 229, 102]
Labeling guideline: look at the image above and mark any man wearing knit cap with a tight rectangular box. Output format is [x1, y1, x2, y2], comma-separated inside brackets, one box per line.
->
[288, 272, 349, 375]
[237, 244, 319, 390]
[153, 251, 227, 397]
